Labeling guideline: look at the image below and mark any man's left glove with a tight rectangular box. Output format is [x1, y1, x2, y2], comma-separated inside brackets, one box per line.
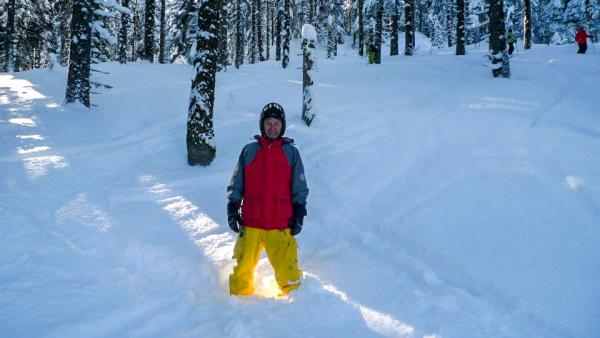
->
[289, 204, 307, 236]
[227, 201, 242, 233]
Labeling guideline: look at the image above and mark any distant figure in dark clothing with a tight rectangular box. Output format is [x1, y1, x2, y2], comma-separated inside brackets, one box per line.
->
[507, 29, 516, 55]
[576, 27, 592, 54]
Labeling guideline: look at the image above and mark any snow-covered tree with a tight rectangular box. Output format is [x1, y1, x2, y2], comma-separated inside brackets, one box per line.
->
[456, 0, 466, 54]
[488, 0, 510, 78]
[66, 0, 124, 107]
[405, 0, 415, 55]
[66, 0, 94, 106]
[390, 0, 400, 56]
[282, 0, 290, 68]
[143, 0, 155, 61]
[187, 0, 220, 166]
[302, 23, 316, 126]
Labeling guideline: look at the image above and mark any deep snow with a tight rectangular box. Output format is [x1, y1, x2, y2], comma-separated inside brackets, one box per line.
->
[1, 38, 600, 338]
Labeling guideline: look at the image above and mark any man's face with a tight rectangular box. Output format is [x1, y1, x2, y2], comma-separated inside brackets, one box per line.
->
[263, 117, 282, 139]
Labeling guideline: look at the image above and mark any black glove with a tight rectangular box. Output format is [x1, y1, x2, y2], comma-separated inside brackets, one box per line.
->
[227, 201, 242, 233]
[289, 204, 307, 236]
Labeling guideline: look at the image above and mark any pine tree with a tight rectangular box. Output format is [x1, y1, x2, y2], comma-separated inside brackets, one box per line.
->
[187, 0, 220, 166]
[3, 0, 15, 71]
[119, 0, 130, 64]
[456, 0, 466, 54]
[523, 0, 531, 49]
[374, 0, 383, 63]
[159, 0, 166, 63]
[282, 0, 290, 68]
[405, 0, 415, 55]
[66, 0, 93, 107]
[390, 0, 399, 56]
[217, 0, 228, 70]
[276, 0, 282, 60]
[358, 0, 364, 56]
[302, 23, 316, 126]
[144, 0, 155, 61]
[234, 0, 246, 67]
[257, 0, 264, 61]
[166, 0, 196, 63]
[488, 0, 510, 78]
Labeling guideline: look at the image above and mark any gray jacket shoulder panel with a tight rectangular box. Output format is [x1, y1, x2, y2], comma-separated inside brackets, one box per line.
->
[227, 141, 260, 202]
[283, 143, 309, 205]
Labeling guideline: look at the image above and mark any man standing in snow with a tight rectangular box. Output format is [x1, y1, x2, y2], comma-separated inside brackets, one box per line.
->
[576, 27, 592, 54]
[227, 102, 309, 296]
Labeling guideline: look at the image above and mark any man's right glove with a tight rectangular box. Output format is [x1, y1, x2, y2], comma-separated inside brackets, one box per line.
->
[227, 201, 242, 233]
[289, 203, 307, 236]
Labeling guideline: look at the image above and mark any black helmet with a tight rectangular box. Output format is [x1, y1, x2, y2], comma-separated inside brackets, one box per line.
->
[260, 102, 286, 138]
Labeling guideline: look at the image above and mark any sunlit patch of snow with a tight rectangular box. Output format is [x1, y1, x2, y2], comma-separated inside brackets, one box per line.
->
[45, 102, 60, 108]
[23, 155, 68, 180]
[55, 193, 112, 232]
[565, 176, 584, 190]
[17, 146, 50, 154]
[8, 118, 37, 127]
[316, 274, 415, 338]
[0, 75, 46, 100]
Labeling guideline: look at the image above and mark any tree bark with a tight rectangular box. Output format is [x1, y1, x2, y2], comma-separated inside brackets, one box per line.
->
[374, 0, 383, 63]
[390, 1, 399, 56]
[456, 0, 466, 55]
[3, 0, 16, 72]
[187, 0, 220, 166]
[65, 0, 93, 107]
[159, 0, 166, 63]
[488, 0, 510, 78]
[523, 0, 531, 49]
[404, 0, 414, 56]
[144, 0, 155, 62]
[358, 0, 364, 56]
[118, 0, 129, 64]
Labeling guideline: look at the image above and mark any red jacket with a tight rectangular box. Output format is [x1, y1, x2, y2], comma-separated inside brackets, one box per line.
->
[576, 29, 589, 44]
[241, 137, 293, 230]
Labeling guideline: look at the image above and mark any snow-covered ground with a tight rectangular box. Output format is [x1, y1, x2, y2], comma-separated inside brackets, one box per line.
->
[2, 38, 599, 337]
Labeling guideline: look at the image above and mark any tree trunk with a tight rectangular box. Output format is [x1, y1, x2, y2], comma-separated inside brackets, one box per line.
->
[390, 1, 399, 56]
[257, 0, 264, 61]
[282, 0, 290, 68]
[302, 25, 316, 126]
[276, 0, 282, 61]
[456, 0, 466, 55]
[358, 0, 364, 56]
[65, 0, 93, 107]
[250, 0, 257, 63]
[118, 0, 129, 64]
[187, 0, 219, 166]
[488, 0, 510, 78]
[3, 0, 16, 72]
[404, 0, 414, 56]
[235, 0, 244, 68]
[144, 0, 155, 62]
[523, 0, 531, 49]
[374, 0, 383, 63]
[159, 0, 166, 63]
[266, 0, 271, 60]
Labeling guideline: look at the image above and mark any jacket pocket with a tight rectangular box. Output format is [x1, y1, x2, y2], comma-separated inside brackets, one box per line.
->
[276, 195, 293, 223]
[241, 193, 262, 223]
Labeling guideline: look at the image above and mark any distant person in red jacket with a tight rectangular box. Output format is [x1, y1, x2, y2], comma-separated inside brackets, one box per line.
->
[227, 102, 309, 296]
[575, 27, 592, 54]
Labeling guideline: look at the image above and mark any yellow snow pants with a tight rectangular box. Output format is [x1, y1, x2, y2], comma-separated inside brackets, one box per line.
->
[229, 227, 302, 296]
